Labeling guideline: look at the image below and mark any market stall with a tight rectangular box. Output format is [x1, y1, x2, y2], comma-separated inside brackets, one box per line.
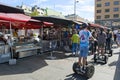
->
[0, 13, 54, 60]
[32, 16, 79, 53]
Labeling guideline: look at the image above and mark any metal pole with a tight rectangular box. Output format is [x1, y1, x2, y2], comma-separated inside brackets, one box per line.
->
[41, 23, 43, 54]
[74, 0, 76, 21]
[10, 21, 13, 59]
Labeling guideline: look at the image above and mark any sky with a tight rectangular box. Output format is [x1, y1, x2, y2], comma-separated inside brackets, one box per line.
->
[0, 0, 94, 21]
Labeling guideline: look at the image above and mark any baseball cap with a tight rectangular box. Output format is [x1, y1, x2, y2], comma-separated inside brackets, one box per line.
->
[82, 23, 89, 28]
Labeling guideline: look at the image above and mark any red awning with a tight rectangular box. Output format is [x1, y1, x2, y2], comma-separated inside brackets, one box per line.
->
[0, 13, 53, 29]
[43, 22, 53, 26]
[89, 23, 104, 28]
[0, 13, 11, 20]
[7, 13, 31, 22]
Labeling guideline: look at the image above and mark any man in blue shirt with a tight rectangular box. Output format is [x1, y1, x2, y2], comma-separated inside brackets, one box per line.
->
[78, 23, 95, 72]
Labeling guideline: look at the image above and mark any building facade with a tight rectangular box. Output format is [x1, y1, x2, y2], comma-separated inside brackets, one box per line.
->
[65, 14, 89, 23]
[95, 0, 120, 28]
[45, 8, 65, 18]
[17, 5, 64, 18]
[17, 5, 45, 16]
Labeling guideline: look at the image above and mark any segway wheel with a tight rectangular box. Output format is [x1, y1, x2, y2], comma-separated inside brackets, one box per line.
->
[104, 55, 108, 64]
[109, 50, 113, 57]
[72, 62, 78, 73]
[85, 64, 95, 79]
[94, 54, 97, 63]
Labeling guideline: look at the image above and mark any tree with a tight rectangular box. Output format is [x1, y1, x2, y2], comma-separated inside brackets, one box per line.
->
[30, 9, 39, 16]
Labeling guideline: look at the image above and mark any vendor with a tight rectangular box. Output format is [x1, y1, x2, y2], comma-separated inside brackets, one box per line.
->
[26, 29, 34, 37]
[0, 32, 7, 44]
[13, 28, 18, 37]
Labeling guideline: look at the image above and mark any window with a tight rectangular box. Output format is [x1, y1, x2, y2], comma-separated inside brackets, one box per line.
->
[97, 4, 101, 7]
[97, 10, 101, 13]
[105, 2, 110, 6]
[105, 9, 110, 12]
[105, 15, 110, 19]
[114, 1, 119, 5]
[114, 8, 119, 12]
[113, 14, 119, 18]
[96, 16, 101, 19]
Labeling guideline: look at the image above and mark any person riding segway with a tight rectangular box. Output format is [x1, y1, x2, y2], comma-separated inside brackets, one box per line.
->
[94, 28, 108, 64]
[72, 23, 95, 79]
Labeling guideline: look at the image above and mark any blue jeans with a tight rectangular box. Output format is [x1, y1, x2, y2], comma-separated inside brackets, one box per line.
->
[72, 43, 78, 54]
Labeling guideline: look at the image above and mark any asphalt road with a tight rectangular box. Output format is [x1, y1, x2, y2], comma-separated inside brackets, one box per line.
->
[0, 45, 119, 80]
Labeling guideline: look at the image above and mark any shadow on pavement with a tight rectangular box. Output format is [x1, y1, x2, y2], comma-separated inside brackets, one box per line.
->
[108, 61, 117, 66]
[114, 52, 120, 80]
[45, 50, 75, 60]
[0, 55, 48, 76]
[65, 73, 87, 80]
[88, 59, 104, 66]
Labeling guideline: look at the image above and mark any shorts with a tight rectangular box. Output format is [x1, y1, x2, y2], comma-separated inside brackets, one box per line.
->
[98, 43, 105, 48]
[79, 46, 89, 58]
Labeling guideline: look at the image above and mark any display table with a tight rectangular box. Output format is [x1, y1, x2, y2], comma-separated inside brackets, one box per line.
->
[41, 40, 57, 53]
[12, 42, 41, 58]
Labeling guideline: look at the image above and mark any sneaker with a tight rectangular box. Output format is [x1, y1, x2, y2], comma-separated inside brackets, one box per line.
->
[76, 65, 82, 71]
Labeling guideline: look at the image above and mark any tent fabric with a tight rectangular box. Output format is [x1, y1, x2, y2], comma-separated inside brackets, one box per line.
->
[0, 13, 37, 29]
[43, 22, 53, 26]
[0, 13, 38, 22]
[7, 13, 31, 22]
[89, 23, 104, 28]
[0, 13, 11, 20]
[0, 13, 53, 29]
[32, 16, 74, 26]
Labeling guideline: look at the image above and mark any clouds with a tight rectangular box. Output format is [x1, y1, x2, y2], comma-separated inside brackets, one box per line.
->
[31, 0, 48, 6]
[54, 0, 95, 21]
[0, 0, 95, 21]
[30, 0, 95, 21]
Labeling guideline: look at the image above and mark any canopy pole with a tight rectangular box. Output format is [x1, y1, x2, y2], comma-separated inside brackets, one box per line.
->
[38, 22, 44, 55]
[10, 21, 13, 59]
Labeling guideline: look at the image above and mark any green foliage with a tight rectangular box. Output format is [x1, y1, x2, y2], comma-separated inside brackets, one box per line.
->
[30, 9, 39, 16]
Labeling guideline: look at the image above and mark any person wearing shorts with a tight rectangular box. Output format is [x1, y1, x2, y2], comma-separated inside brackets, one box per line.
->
[78, 23, 95, 72]
[98, 43, 105, 48]
[97, 29, 106, 55]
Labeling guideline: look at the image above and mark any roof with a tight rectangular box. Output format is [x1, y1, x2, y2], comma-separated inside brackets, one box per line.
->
[0, 3, 24, 13]
[32, 16, 74, 26]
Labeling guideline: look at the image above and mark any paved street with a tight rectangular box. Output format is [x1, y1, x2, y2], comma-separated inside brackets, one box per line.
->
[0, 45, 120, 80]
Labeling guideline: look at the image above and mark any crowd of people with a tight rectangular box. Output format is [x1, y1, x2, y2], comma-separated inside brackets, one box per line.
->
[70, 23, 120, 73]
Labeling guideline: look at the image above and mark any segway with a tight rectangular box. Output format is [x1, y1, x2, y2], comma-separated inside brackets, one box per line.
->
[94, 53, 108, 64]
[105, 39, 113, 57]
[72, 62, 95, 79]
[105, 44, 113, 57]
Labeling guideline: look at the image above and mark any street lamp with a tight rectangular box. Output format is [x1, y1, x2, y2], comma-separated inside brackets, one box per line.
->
[74, 0, 79, 21]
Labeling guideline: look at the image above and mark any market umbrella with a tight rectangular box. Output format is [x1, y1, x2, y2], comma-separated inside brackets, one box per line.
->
[89, 23, 104, 29]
